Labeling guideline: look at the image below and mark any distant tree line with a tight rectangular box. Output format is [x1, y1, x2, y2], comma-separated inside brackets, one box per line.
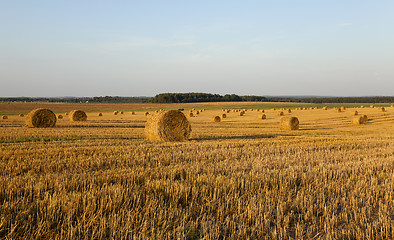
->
[148, 93, 268, 103]
[1, 94, 393, 104]
[0, 96, 149, 103]
[268, 96, 394, 104]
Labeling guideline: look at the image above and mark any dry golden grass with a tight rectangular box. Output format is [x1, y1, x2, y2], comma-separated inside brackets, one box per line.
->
[0, 102, 394, 239]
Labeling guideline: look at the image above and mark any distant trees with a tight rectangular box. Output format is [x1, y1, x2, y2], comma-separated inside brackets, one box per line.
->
[0, 96, 149, 103]
[148, 93, 268, 103]
[1, 94, 393, 104]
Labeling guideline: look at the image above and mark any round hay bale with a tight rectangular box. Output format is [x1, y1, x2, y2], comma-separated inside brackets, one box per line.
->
[352, 116, 365, 124]
[65, 112, 69, 116]
[362, 115, 368, 123]
[370, 105, 375, 108]
[131, 111, 135, 115]
[360, 105, 365, 108]
[335, 108, 342, 113]
[221, 113, 227, 118]
[322, 106, 328, 110]
[280, 117, 299, 130]
[98, 113, 103, 116]
[352, 111, 358, 116]
[278, 111, 284, 116]
[213, 116, 221, 122]
[226, 110, 230, 113]
[287, 109, 291, 113]
[113, 111, 118, 115]
[261, 109, 265, 113]
[69, 110, 87, 121]
[189, 112, 194, 117]
[145, 110, 191, 142]
[258, 114, 266, 120]
[120, 111, 124, 114]
[340, 106, 346, 110]
[239, 111, 245, 116]
[196, 111, 200, 115]
[58, 115, 63, 119]
[26, 108, 56, 128]
[379, 107, 386, 112]
[19, 114, 24, 117]
[2, 115, 8, 120]
[391, 105, 394, 108]
[145, 112, 149, 116]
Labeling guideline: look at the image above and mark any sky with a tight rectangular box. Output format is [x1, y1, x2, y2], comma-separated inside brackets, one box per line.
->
[1, 1, 394, 97]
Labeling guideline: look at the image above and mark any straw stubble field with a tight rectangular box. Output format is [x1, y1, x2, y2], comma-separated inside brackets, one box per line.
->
[1, 102, 394, 239]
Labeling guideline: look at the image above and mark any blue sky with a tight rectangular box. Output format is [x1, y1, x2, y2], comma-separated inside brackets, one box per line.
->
[1, 1, 393, 97]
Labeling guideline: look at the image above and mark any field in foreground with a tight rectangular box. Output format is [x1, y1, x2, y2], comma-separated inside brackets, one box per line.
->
[1, 103, 394, 239]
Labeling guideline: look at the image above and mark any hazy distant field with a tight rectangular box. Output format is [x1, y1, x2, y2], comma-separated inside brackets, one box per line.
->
[1, 102, 393, 239]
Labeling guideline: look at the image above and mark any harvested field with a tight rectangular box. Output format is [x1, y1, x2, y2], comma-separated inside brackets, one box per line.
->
[0, 102, 393, 239]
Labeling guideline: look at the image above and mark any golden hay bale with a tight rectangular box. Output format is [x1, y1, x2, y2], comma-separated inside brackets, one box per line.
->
[335, 108, 342, 113]
[65, 112, 69, 116]
[315, 107, 319, 109]
[258, 114, 266, 120]
[239, 111, 245, 116]
[222, 114, 227, 118]
[362, 115, 368, 122]
[261, 109, 265, 113]
[287, 109, 292, 113]
[352, 111, 358, 116]
[391, 105, 394, 108]
[131, 111, 136, 115]
[322, 106, 328, 110]
[280, 117, 299, 130]
[278, 111, 284, 116]
[226, 110, 230, 113]
[145, 112, 149, 116]
[120, 111, 124, 114]
[98, 113, 103, 116]
[58, 115, 63, 119]
[113, 111, 118, 115]
[379, 107, 386, 112]
[360, 105, 365, 108]
[189, 112, 194, 117]
[213, 116, 221, 122]
[69, 110, 87, 121]
[352, 116, 365, 124]
[19, 114, 24, 117]
[196, 111, 200, 115]
[2, 115, 8, 120]
[340, 106, 346, 110]
[26, 108, 56, 128]
[145, 110, 191, 142]
[370, 105, 375, 108]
